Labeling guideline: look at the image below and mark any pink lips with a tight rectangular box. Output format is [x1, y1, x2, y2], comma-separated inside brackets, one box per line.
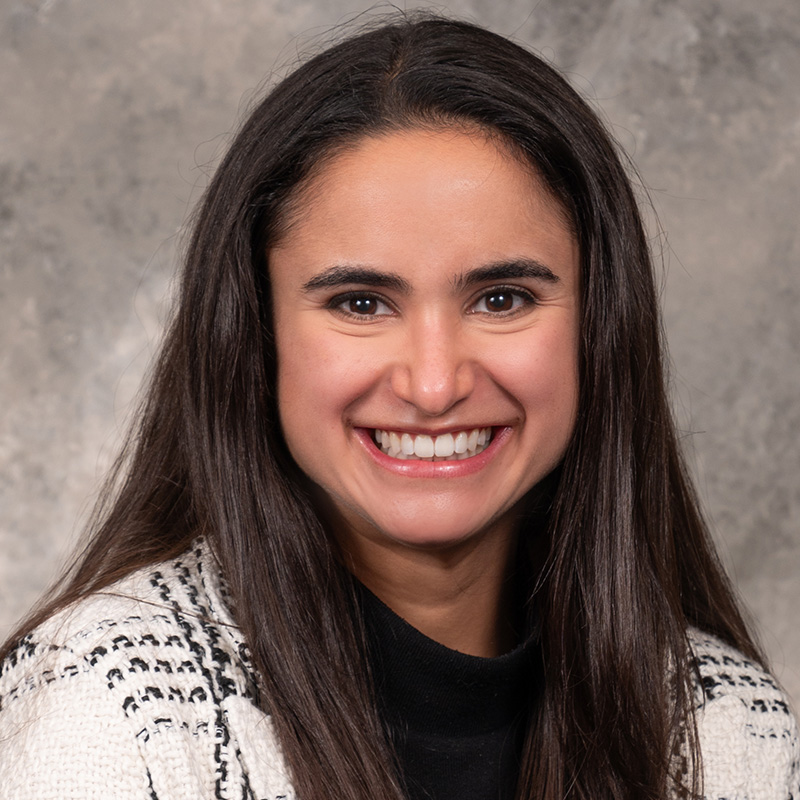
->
[355, 426, 511, 478]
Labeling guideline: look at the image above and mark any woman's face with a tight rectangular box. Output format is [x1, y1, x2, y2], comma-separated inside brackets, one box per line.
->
[269, 128, 580, 555]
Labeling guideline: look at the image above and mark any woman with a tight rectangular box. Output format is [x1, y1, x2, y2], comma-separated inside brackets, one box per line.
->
[1, 14, 796, 800]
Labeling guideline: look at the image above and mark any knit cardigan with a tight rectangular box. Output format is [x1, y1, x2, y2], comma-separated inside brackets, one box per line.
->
[1, 542, 798, 799]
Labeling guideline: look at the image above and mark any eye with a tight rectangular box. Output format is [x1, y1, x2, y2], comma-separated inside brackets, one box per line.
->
[329, 292, 394, 318]
[469, 287, 535, 316]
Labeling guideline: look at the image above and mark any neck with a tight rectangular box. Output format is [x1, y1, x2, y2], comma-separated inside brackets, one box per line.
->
[337, 521, 521, 658]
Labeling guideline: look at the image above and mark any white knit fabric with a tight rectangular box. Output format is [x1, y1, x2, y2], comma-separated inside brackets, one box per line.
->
[1, 542, 797, 799]
[689, 630, 799, 799]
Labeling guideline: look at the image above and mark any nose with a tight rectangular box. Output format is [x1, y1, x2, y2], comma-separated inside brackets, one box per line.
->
[389, 319, 476, 417]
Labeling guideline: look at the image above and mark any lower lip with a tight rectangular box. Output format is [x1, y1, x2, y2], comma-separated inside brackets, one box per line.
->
[355, 427, 511, 478]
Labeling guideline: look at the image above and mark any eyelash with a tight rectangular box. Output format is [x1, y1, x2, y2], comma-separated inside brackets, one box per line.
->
[468, 286, 537, 316]
[327, 286, 537, 320]
[327, 291, 395, 320]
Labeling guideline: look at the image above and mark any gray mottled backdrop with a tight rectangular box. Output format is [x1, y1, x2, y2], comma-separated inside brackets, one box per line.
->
[1, 0, 798, 702]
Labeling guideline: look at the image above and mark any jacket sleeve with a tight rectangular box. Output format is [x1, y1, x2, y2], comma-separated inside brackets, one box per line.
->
[697, 690, 800, 799]
[691, 629, 800, 800]
[0, 651, 152, 800]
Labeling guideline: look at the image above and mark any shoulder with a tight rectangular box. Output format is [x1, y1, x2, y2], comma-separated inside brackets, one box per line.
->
[0, 542, 291, 799]
[688, 628, 800, 800]
[1, 541, 255, 708]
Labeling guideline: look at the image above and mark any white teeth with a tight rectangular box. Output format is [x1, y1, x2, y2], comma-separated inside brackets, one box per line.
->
[434, 433, 454, 457]
[373, 427, 493, 461]
[414, 435, 434, 458]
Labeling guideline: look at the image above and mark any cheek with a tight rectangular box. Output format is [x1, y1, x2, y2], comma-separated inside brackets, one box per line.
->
[277, 331, 334, 438]
[494, 324, 579, 432]
[275, 326, 376, 464]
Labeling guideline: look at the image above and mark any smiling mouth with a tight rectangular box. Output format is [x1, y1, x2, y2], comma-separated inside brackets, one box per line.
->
[372, 427, 493, 461]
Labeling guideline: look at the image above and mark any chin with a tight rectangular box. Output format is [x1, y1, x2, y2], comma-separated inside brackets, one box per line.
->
[382, 524, 485, 551]
[364, 502, 523, 552]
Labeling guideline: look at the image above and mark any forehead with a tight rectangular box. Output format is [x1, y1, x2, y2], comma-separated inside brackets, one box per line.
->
[269, 127, 577, 285]
[284, 127, 564, 223]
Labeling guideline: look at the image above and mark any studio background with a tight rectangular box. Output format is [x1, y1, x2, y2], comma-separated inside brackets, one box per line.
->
[2, 0, 798, 704]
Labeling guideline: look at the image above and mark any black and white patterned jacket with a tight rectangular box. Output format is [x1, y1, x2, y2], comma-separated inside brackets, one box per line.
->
[1, 542, 797, 798]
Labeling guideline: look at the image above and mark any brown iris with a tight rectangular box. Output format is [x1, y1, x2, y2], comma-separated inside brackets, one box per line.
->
[485, 292, 514, 312]
[349, 297, 379, 314]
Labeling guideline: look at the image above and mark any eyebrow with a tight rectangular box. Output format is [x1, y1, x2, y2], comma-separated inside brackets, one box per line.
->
[301, 258, 560, 294]
[301, 265, 411, 293]
[451, 259, 560, 291]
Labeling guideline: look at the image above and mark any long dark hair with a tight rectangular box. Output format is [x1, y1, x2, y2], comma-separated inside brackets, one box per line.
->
[4, 14, 761, 799]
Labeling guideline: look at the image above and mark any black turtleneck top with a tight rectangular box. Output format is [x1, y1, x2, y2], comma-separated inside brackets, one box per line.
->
[358, 585, 541, 800]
